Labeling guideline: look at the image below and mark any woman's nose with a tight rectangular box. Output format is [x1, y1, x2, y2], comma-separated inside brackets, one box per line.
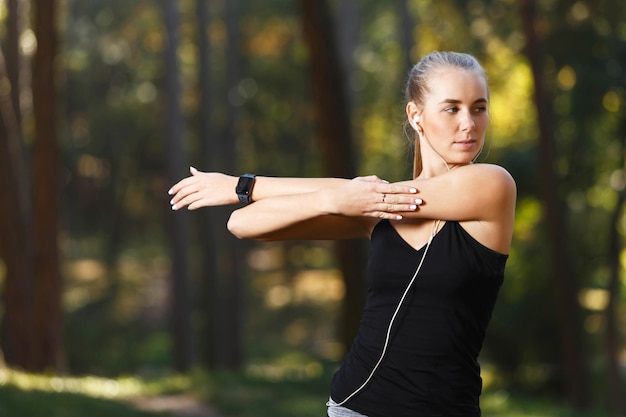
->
[460, 111, 476, 132]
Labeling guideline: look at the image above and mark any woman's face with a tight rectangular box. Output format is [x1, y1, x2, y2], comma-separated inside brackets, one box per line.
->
[418, 68, 489, 166]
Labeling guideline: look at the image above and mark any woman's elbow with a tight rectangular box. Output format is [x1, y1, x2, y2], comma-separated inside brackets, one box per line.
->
[227, 211, 266, 240]
[227, 211, 248, 239]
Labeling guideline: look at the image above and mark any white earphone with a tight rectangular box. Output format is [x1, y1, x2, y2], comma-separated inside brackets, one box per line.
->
[412, 115, 422, 135]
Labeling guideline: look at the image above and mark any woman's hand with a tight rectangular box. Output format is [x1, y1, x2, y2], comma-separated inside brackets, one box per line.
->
[324, 175, 423, 220]
[168, 167, 238, 210]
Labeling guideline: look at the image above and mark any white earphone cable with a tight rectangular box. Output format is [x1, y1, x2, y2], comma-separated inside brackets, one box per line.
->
[329, 118, 450, 408]
[328, 219, 441, 408]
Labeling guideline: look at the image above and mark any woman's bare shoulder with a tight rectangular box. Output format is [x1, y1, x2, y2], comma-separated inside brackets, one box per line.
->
[401, 163, 516, 194]
[393, 163, 516, 226]
[458, 163, 515, 181]
[470, 162, 514, 187]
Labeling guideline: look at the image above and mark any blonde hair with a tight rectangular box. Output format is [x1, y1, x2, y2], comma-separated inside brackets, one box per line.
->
[404, 51, 488, 178]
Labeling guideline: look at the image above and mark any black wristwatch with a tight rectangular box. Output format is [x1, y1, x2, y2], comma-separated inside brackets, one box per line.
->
[235, 174, 256, 205]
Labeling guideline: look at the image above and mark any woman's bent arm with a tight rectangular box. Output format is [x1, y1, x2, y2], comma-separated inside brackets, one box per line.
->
[395, 164, 516, 223]
[227, 178, 422, 241]
[392, 164, 516, 253]
[168, 167, 404, 211]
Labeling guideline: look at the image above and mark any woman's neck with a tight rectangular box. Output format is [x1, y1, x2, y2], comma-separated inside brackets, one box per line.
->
[417, 161, 467, 179]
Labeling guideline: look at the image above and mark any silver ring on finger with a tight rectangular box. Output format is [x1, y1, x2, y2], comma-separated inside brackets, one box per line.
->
[381, 193, 386, 203]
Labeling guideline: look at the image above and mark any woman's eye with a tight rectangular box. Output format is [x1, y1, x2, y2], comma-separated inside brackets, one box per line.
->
[445, 107, 459, 113]
[474, 106, 487, 113]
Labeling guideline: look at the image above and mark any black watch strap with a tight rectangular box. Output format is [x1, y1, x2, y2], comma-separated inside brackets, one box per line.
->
[235, 174, 256, 205]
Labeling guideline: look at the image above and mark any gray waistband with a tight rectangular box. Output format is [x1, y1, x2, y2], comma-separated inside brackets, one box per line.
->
[326, 398, 368, 417]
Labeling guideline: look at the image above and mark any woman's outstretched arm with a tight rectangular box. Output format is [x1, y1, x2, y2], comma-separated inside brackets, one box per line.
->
[168, 167, 354, 210]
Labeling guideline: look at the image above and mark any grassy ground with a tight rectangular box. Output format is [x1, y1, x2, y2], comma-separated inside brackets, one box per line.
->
[198, 370, 610, 417]
[0, 367, 610, 417]
[0, 384, 166, 417]
[0, 368, 186, 417]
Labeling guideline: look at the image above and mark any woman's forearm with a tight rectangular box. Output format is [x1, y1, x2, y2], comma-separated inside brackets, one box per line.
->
[227, 189, 345, 240]
[249, 176, 347, 202]
[168, 168, 351, 211]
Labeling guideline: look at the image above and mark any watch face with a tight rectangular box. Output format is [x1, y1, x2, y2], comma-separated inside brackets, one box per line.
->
[236, 176, 255, 195]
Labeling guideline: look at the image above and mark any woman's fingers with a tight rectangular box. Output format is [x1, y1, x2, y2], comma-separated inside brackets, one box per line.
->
[377, 194, 423, 207]
[372, 184, 422, 208]
[369, 184, 423, 219]
[333, 177, 423, 219]
[169, 173, 208, 210]
[169, 182, 197, 209]
[377, 182, 418, 196]
[171, 192, 200, 210]
[168, 176, 197, 197]
[367, 203, 421, 220]
[169, 170, 239, 210]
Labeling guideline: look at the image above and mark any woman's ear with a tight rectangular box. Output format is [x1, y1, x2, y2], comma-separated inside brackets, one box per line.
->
[406, 101, 422, 132]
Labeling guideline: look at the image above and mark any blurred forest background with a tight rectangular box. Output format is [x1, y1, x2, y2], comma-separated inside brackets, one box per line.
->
[0, 0, 625, 416]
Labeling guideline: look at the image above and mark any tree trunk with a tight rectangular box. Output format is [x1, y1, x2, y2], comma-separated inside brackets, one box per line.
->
[195, 0, 219, 370]
[398, 0, 416, 179]
[212, 0, 244, 370]
[520, 0, 588, 408]
[605, 121, 625, 416]
[0, 45, 35, 369]
[336, 0, 358, 115]
[6, 0, 22, 127]
[299, 0, 366, 352]
[31, 0, 64, 371]
[163, 0, 194, 372]
[398, 0, 416, 73]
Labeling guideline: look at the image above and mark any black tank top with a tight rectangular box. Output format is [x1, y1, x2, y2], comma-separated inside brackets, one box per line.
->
[330, 220, 508, 417]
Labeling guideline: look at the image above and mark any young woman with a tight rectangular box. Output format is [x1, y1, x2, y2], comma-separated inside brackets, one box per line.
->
[169, 51, 516, 417]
